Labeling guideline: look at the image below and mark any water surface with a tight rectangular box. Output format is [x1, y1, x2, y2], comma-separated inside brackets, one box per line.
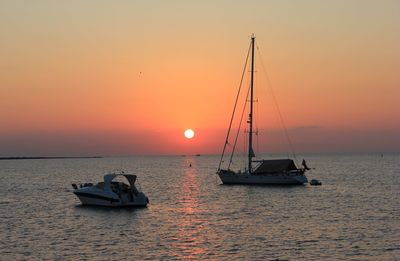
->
[0, 154, 399, 260]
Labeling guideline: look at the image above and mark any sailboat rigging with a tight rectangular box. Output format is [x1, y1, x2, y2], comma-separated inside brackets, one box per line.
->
[217, 34, 309, 185]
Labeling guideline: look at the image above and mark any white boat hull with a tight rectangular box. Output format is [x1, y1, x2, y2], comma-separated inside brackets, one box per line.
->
[74, 191, 148, 207]
[218, 171, 308, 185]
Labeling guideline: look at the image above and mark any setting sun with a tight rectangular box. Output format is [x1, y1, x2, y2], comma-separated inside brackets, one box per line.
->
[184, 129, 195, 139]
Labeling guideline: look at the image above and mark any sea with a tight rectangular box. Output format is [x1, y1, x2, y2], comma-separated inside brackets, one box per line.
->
[0, 154, 399, 260]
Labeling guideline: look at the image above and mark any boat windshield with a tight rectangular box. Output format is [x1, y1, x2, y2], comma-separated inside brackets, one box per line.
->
[111, 181, 130, 190]
[95, 182, 105, 189]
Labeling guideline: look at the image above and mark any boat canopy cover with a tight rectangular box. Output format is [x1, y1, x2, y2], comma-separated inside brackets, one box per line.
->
[253, 159, 298, 174]
[104, 173, 137, 187]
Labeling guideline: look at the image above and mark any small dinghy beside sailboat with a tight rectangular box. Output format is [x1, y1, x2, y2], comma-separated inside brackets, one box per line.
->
[72, 171, 149, 207]
[217, 34, 309, 185]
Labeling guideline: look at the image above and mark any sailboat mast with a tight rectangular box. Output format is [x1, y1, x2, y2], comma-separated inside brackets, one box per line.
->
[248, 34, 255, 173]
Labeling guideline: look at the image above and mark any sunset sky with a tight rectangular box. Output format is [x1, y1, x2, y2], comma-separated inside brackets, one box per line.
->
[1, 0, 399, 156]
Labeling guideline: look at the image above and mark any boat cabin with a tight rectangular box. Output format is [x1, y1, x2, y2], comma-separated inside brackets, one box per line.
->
[253, 159, 301, 175]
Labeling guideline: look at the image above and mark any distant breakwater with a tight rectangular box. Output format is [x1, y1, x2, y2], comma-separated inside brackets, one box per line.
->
[0, 156, 103, 160]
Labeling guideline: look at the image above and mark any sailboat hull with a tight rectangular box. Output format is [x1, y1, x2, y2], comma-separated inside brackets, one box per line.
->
[218, 171, 308, 185]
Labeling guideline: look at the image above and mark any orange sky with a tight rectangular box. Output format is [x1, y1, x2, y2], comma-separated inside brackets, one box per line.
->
[0, 1, 399, 156]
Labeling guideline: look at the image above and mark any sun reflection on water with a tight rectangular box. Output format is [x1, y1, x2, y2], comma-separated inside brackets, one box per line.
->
[171, 157, 208, 259]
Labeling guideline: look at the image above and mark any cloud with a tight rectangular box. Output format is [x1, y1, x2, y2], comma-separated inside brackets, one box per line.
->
[288, 125, 322, 131]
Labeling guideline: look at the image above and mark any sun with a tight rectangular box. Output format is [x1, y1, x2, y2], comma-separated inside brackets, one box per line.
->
[184, 129, 195, 139]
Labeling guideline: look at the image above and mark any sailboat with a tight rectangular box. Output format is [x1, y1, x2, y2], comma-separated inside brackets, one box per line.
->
[217, 34, 308, 185]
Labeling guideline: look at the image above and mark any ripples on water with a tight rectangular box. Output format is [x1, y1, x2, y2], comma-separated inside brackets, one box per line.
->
[0, 154, 399, 260]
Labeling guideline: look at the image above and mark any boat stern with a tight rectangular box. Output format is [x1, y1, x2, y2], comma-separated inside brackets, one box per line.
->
[293, 174, 308, 184]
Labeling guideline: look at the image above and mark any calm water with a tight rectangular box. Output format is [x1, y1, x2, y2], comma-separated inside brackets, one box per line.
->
[0, 154, 399, 260]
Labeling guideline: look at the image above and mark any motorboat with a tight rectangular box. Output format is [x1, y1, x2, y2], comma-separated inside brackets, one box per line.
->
[310, 179, 322, 186]
[72, 171, 149, 207]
